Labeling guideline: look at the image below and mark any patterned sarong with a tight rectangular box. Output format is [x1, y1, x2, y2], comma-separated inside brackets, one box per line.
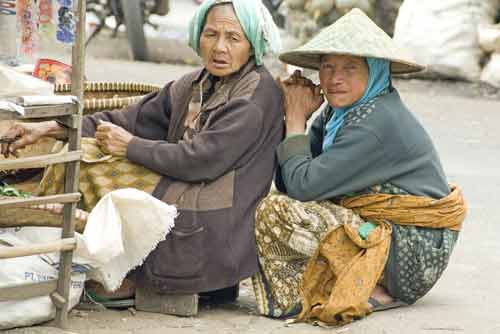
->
[37, 138, 161, 212]
[252, 191, 365, 318]
[252, 185, 464, 323]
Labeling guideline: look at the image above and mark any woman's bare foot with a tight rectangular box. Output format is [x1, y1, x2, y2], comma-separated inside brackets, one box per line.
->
[369, 285, 394, 308]
[86, 278, 136, 300]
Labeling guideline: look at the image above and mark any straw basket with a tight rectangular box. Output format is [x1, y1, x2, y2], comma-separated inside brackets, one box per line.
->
[0, 82, 162, 230]
[0, 196, 87, 232]
[1, 81, 163, 160]
[55, 81, 163, 114]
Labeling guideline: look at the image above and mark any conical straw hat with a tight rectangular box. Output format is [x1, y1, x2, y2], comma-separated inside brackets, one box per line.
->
[279, 8, 424, 74]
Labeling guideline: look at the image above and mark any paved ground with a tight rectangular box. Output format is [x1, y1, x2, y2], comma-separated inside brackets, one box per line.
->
[4, 0, 500, 331]
[4, 56, 499, 334]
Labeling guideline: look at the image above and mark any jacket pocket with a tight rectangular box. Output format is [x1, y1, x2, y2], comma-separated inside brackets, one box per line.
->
[152, 223, 205, 279]
[163, 170, 235, 211]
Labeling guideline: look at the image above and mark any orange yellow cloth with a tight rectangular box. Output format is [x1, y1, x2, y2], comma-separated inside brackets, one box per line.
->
[297, 185, 466, 326]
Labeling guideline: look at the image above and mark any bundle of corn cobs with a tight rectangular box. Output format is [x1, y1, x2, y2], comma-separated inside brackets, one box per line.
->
[282, 0, 403, 42]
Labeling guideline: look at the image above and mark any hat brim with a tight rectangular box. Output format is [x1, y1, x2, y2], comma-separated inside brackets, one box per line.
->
[278, 9, 425, 75]
[279, 50, 425, 74]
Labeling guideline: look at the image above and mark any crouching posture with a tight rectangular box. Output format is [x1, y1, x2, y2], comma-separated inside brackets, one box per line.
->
[1, 0, 283, 314]
[252, 9, 467, 325]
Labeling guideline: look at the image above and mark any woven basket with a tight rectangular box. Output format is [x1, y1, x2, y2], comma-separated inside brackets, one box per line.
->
[0, 196, 87, 233]
[55, 81, 162, 114]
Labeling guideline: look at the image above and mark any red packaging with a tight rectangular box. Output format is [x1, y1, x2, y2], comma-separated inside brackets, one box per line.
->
[33, 58, 72, 84]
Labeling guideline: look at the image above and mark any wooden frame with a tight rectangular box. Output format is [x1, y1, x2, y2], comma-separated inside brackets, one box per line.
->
[0, 0, 86, 329]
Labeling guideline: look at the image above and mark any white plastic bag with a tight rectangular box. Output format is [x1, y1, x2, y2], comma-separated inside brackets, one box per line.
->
[480, 53, 500, 88]
[0, 188, 177, 329]
[478, 23, 500, 53]
[394, 0, 499, 81]
[0, 229, 85, 330]
[76, 188, 177, 291]
[0, 64, 53, 98]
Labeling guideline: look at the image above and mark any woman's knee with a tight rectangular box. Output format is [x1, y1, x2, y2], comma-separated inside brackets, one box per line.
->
[256, 192, 285, 219]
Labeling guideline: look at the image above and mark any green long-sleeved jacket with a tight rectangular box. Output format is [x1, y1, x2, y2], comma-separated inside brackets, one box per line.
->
[275, 89, 449, 201]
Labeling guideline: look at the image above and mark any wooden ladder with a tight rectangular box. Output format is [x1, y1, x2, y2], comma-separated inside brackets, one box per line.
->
[0, 0, 86, 329]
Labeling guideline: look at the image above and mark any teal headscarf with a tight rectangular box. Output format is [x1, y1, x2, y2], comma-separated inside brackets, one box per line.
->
[188, 0, 282, 66]
[322, 57, 391, 152]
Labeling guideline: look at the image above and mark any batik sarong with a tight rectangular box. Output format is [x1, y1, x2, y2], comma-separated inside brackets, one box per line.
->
[252, 191, 365, 317]
[252, 185, 459, 318]
[37, 138, 161, 212]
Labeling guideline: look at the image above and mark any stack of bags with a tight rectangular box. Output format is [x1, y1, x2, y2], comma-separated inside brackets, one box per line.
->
[393, 0, 500, 83]
[282, 0, 402, 42]
[479, 23, 500, 87]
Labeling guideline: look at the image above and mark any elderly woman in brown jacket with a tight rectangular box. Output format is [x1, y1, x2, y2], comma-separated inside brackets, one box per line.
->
[1, 0, 283, 315]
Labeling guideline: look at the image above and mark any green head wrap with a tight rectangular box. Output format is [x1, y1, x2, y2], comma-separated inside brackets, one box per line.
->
[188, 0, 282, 66]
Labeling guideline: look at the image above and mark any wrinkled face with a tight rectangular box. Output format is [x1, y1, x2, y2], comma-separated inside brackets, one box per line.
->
[200, 4, 252, 78]
[319, 55, 369, 108]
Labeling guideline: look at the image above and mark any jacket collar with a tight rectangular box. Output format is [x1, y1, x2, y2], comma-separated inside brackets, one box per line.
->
[191, 59, 258, 111]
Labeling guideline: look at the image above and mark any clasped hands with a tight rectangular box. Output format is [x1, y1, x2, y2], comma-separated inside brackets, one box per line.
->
[277, 70, 324, 135]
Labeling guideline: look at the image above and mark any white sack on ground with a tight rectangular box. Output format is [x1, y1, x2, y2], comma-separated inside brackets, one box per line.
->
[0, 230, 85, 330]
[480, 53, 500, 88]
[394, 0, 499, 81]
[478, 24, 500, 53]
[0, 188, 176, 329]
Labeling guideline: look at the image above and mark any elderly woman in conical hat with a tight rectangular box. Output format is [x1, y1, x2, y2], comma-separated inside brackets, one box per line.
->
[252, 9, 466, 324]
[1, 0, 285, 313]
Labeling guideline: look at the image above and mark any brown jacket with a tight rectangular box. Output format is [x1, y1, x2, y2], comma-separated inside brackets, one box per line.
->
[82, 61, 284, 293]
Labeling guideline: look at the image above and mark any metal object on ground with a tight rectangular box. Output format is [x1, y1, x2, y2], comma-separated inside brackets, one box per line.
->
[120, 0, 148, 61]
[85, 0, 170, 61]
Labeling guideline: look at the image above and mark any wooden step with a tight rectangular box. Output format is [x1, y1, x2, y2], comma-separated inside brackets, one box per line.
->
[0, 237, 76, 259]
[135, 284, 198, 317]
[0, 103, 77, 121]
[0, 193, 81, 208]
[0, 279, 57, 302]
[0, 150, 82, 170]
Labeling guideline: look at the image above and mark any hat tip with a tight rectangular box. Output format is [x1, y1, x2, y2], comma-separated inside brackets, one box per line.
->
[346, 7, 368, 17]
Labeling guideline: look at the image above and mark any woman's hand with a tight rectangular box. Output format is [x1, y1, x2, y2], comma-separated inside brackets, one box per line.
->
[95, 121, 134, 157]
[1, 122, 48, 158]
[278, 70, 324, 135]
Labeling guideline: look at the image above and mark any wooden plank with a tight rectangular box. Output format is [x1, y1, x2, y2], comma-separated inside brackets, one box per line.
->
[0, 193, 81, 208]
[50, 292, 67, 308]
[22, 104, 78, 119]
[56, 114, 82, 129]
[55, 0, 86, 328]
[0, 150, 82, 170]
[0, 104, 77, 121]
[0, 279, 57, 302]
[0, 238, 76, 259]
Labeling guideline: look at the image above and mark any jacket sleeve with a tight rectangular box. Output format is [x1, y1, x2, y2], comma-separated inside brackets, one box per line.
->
[309, 112, 324, 158]
[81, 82, 172, 140]
[126, 98, 264, 183]
[275, 112, 325, 193]
[276, 124, 391, 202]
